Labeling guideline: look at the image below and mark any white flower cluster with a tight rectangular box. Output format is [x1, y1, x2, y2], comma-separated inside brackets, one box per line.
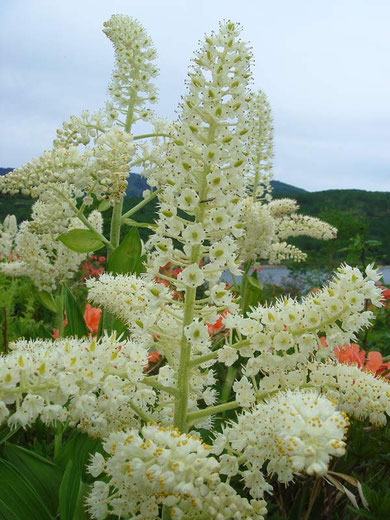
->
[220, 264, 383, 375]
[1, 14, 389, 519]
[239, 197, 337, 265]
[0, 128, 136, 205]
[86, 423, 267, 520]
[86, 273, 172, 337]
[103, 14, 159, 120]
[0, 214, 18, 259]
[86, 274, 220, 427]
[309, 362, 390, 426]
[0, 147, 87, 198]
[255, 361, 390, 427]
[1, 200, 103, 291]
[247, 90, 273, 201]
[215, 390, 348, 496]
[146, 20, 253, 285]
[53, 108, 115, 148]
[0, 335, 154, 437]
[88, 128, 136, 202]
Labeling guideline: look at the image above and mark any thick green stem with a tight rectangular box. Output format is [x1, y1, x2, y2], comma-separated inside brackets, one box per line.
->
[109, 199, 124, 253]
[103, 200, 123, 332]
[173, 125, 214, 432]
[173, 287, 196, 431]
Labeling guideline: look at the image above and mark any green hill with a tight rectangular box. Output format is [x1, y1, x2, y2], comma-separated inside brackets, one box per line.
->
[0, 169, 389, 266]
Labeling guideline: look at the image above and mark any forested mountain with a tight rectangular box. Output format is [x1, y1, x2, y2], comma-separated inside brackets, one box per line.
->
[1, 169, 389, 265]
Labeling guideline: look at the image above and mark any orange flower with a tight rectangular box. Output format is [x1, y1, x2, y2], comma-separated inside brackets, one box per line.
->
[84, 303, 102, 335]
[148, 351, 161, 364]
[320, 337, 389, 378]
[334, 343, 366, 368]
[207, 309, 229, 336]
[143, 350, 161, 372]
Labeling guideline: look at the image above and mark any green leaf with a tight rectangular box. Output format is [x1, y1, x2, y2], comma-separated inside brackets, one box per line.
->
[3, 444, 61, 517]
[72, 481, 90, 520]
[58, 229, 104, 253]
[124, 218, 157, 229]
[107, 227, 143, 275]
[97, 200, 111, 212]
[35, 290, 58, 313]
[0, 459, 53, 520]
[63, 285, 89, 337]
[59, 460, 81, 520]
[0, 425, 18, 445]
[55, 431, 101, 479]
[243, 270, 264, 311]
[246, 273, 263, 291]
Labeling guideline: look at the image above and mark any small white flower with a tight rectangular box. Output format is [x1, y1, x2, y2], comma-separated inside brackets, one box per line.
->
[218, 346, 238, 366]
[233, 376, 256, 407]
[177, 264, 205, 288]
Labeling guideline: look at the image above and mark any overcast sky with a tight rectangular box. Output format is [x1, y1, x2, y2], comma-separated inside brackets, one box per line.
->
[1, 0, 389, 191]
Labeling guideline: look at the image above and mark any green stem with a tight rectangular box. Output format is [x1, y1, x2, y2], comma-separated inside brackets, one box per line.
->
[133, 132, 170, 140]
[219, 263, 252, 405]
[128, 400, 154, 423]
[57, 285, 65, 338]
[141, 377, 178, 396]
[162, 505, 172, 520]
[54, 424, 63, 458]
[103, 199, 123, 333]
[240, 261, 252, 315]
[121, 189, 161, 223]
[173, 125, 215, 432]
[187, 388, 281, 425]
[124, 89, 136, 133]
[189, 339, 250, 367]
[51, 187, 113, 249]
[174, 287, 196, 431]
[108, 199, 123, 254]
[220, 365, 237, 404]
[187, 400, 240, 424]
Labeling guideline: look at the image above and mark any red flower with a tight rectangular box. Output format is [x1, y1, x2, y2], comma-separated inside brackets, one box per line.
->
[84, 303, 101, 335]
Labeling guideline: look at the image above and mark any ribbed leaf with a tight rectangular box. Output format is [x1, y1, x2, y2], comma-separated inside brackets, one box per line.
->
[0, 459, 53, 520]
[59, 460, 80, 520]
[3, 444, 61, 517]
[35, 290, 58, 313]
[0, 425, 18, 444]
[63, 285, 89, 337]
[58, 229, 104, 253]
[55, 430, 101, 479]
